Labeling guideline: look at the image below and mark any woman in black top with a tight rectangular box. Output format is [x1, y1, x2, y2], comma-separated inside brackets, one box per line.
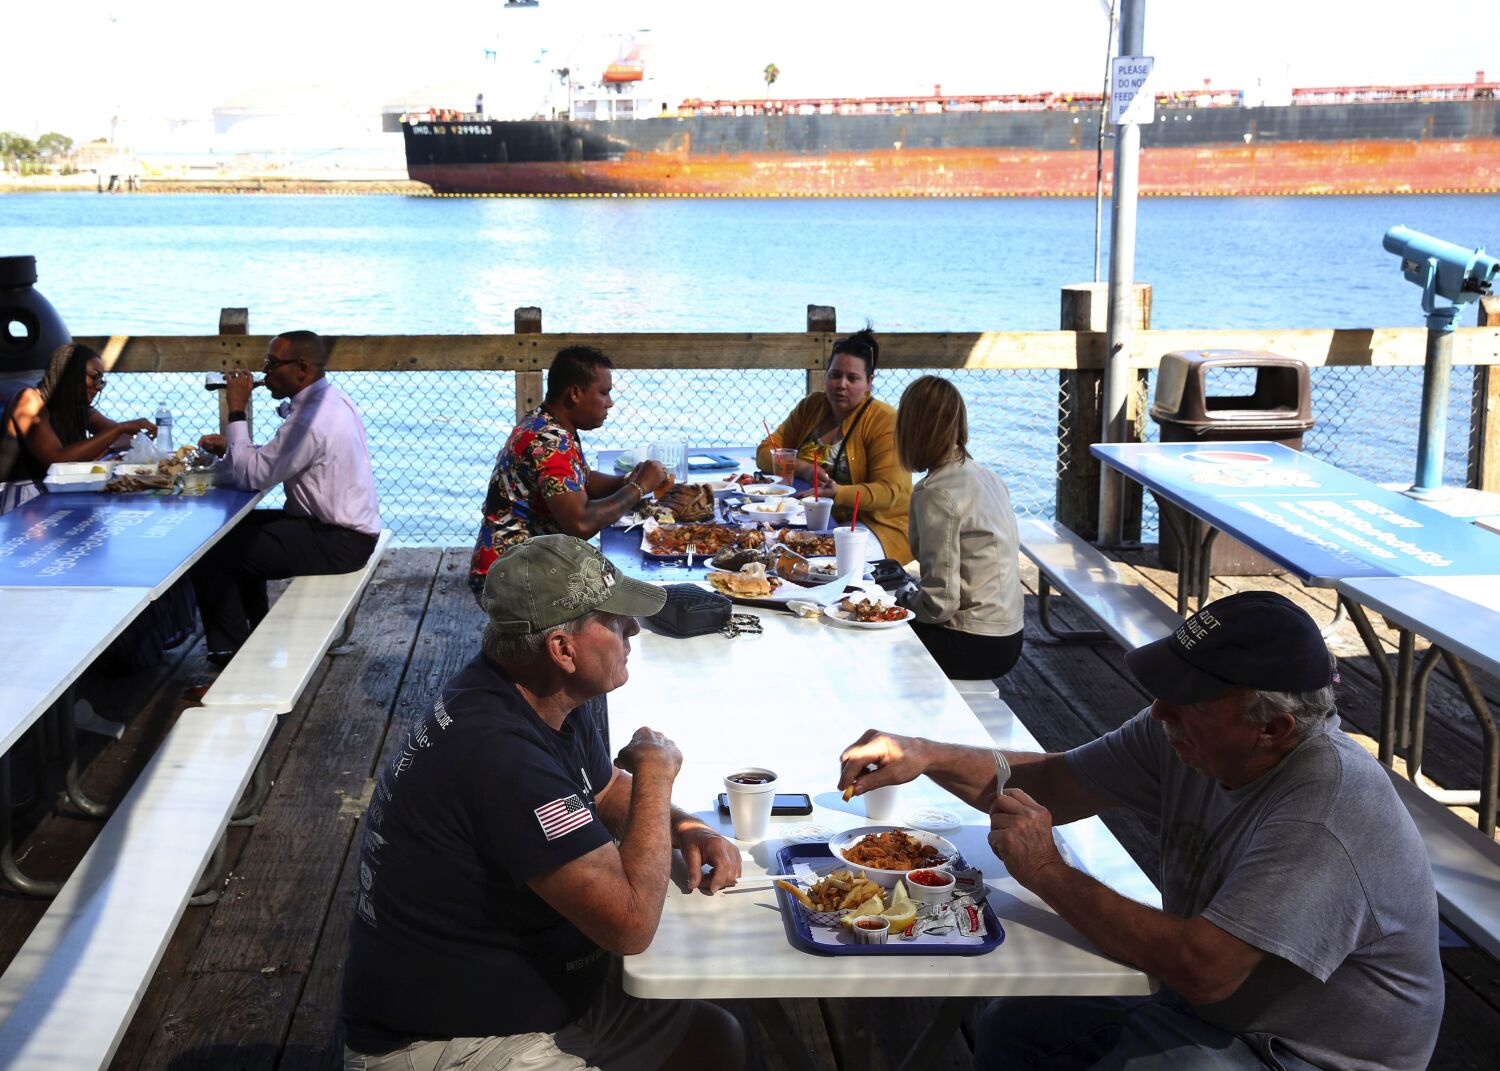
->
[0, 343, 157, 512]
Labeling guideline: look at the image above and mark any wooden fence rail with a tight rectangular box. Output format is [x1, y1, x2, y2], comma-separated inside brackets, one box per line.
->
[80, 325, 1500, 374]
[71, 293, 1500, 517]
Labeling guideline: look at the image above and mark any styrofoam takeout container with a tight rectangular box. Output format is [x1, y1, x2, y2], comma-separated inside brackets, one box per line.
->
[43, 461, 114, 494]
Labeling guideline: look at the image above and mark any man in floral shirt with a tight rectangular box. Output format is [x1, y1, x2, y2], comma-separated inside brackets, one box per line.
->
[470, 346, 667, 598]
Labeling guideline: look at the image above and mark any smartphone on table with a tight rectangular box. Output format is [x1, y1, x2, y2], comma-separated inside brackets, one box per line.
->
[716, 792, 813, 817]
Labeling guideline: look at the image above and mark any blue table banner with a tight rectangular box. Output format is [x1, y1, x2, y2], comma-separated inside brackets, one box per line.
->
[1091, 442, 1500, 583]
[0, 489, 259, 591]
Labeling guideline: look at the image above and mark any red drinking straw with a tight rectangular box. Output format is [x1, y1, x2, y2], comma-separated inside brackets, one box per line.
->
[850, 489, 860, 530]
[814, 464, 819, 499]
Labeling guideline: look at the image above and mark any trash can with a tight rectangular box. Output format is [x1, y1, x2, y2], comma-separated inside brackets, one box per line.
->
[1, 255, 71, 402]
[1152, 349, 1314, 575]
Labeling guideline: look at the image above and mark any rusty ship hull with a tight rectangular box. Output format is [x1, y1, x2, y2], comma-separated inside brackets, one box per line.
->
[402, 98, 1500, 197]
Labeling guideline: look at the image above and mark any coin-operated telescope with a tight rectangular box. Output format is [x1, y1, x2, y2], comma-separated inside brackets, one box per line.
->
[1382, 226, 1500, 498]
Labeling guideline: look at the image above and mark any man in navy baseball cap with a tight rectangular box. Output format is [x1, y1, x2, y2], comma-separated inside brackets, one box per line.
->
[1124, 590, 1335, 705]
[837, 588, 1440, 1071]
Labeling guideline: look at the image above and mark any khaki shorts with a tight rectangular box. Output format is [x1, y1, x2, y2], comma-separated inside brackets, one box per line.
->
[344, 960, 698, 1071]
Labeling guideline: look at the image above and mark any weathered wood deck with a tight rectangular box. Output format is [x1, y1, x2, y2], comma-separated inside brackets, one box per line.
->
[3, 545, 1499, 1070]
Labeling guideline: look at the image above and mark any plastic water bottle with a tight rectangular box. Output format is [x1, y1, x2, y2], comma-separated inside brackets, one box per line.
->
[155, 402, 174, 454]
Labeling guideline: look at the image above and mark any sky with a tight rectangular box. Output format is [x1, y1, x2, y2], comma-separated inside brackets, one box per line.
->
[3, 0, 1498, 141]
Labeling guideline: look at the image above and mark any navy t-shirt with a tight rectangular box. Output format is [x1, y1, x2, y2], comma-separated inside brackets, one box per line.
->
[341, 654, 615, 1053]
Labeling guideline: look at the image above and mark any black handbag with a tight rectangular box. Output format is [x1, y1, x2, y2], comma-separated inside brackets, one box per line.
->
[652, 584, 733, 637]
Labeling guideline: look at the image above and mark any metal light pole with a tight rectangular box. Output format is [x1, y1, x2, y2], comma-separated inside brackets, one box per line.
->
[1098, 0, 1146, 546]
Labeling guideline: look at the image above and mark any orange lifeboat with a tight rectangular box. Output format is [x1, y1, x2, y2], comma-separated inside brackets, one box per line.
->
[603, 63, 644, 84]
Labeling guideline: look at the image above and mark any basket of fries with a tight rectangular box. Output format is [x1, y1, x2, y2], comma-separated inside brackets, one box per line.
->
[774, 869, 885, 927]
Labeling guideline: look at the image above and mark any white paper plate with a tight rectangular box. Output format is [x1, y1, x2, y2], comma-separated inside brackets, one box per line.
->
[742, 483, 795, 500]
[822, 603, 915, 630]
[739, 501, 804, 523]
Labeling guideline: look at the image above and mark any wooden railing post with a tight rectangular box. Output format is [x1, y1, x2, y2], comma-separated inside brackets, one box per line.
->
[1470, 295, 1500, 492]
[807, 305, 835, 396]
[515, 307, 543, 422]
[218, 307, 249, 438]
[1056, 284, 1148, 540]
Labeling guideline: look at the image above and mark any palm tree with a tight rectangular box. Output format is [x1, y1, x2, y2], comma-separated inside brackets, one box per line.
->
[764, 63, 780, 94]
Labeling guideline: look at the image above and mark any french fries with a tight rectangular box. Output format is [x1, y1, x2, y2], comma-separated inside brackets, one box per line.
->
[775, 879, 816, 910]
[788, 868, 883, 912]
[842, 783, 856, 803]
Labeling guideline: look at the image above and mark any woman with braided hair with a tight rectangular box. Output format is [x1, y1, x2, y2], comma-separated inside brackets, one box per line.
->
[0, 343, 157, 513]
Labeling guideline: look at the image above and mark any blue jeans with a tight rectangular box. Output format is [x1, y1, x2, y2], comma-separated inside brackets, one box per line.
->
[973, 995, 1324, 1071]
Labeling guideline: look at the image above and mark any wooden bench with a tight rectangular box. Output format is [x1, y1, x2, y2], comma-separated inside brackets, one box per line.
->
[201, 529, 390, 825]
[1388, 769, 1500, 963]
[202, 529, 392, 715]
[1017, 518, 1181, 650]
[0, 705, 277, 1070]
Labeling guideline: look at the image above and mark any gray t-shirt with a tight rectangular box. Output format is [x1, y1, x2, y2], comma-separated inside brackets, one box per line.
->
[1067, 709, 1442, 1071]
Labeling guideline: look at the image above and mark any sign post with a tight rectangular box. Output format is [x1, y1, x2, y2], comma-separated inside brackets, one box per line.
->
[1098, 0, 1152, 549]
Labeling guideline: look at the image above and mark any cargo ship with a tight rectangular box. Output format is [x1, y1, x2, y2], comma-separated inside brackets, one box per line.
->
[401, 76, 1500, 198]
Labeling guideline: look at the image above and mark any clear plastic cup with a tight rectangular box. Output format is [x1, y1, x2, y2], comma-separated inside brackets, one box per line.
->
[771, 448, 798, 485]
[833, 528, 868, 577]
[723, 768, 778, 842]
[802, 496, 834, 531]
[649, 442, 687, 485]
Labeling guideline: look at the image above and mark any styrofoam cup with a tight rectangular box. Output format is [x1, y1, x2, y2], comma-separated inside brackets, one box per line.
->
[833, 528, 868, 577]
[723, 768, 778, 842]
[862, 784, 902, 822]
[802, 496, 834, 531]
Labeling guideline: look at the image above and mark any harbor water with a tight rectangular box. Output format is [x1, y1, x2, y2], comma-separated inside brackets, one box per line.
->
[4, 193, 1497, 544]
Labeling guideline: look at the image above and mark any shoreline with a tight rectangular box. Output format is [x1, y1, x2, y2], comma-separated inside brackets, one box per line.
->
[0, 177, 432, 196]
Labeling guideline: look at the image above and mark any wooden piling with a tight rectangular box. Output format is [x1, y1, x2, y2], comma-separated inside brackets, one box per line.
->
[807, 305, 835, 395]
[217, 307, 250, 437]
[514, 307, 544, 421]
[1056, 283, 1149, 540]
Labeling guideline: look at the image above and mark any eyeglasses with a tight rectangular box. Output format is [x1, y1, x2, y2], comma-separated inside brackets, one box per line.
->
[86, 373, 107, 391]
[262, 356, 301, 371]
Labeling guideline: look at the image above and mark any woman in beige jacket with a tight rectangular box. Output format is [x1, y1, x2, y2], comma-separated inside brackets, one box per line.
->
[894, 376, 1023, 681]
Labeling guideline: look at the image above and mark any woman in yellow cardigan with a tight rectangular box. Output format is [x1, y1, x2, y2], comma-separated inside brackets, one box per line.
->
[756, 328, 912, 563]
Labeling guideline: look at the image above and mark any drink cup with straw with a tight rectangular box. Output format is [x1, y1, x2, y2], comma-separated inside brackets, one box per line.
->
[834, 490, 865, 576]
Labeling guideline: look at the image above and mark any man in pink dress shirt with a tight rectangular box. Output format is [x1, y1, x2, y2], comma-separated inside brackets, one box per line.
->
[192, 330, 382, 665]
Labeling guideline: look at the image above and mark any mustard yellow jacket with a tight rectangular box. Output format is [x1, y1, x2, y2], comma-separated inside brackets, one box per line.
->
[757, 392, 912, 564]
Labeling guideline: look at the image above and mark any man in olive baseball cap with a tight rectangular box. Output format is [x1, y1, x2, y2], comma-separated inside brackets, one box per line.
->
[483, 532, 667, 633]
[341, 535, 746, 1070]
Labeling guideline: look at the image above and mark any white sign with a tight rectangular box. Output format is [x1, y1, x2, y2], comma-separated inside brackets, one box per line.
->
[1110, 55, 1157, 125]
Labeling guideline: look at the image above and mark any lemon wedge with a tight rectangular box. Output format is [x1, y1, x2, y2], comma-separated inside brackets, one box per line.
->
[882, 902, 918, 933]
[839, 893, 885, 928]
[882, 880, 917, 931]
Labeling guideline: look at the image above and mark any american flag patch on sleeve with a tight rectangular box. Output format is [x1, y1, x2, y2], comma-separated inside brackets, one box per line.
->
[534, 794, 593, 841]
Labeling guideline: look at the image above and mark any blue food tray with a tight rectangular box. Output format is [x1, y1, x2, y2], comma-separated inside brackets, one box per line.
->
[688, 452, 742, 471]
[773, 843, 1005, 957]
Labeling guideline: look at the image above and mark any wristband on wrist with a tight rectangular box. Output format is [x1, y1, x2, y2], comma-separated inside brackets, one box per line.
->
[227, 410, 247, 423]
[625, 478, 646, 499]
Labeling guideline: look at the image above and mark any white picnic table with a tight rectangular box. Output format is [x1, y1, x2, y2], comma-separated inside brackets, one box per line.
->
[608, 596, 1157, 1065]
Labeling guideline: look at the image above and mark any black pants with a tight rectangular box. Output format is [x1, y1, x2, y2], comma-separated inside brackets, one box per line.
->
[190, 509, 378, 655]
[909, 621, 1023, 682]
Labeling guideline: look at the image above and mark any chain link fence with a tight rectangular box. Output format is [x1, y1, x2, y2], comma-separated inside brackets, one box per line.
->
[101, 363, 1487, 548]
